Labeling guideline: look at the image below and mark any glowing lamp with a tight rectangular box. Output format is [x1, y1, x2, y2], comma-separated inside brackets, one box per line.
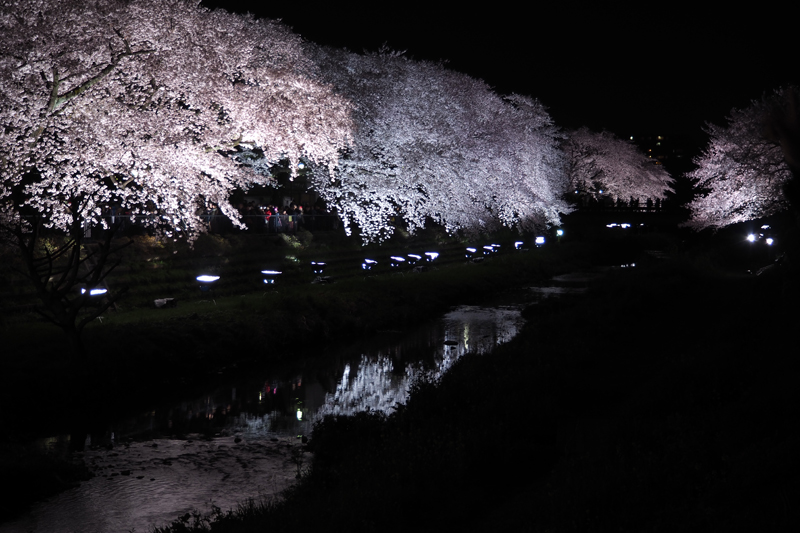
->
[81, 288, 108, 296]
[766, 238, 774, 245]
[556, 229, 564, 237]
[196, 275, 220, 292]
[535, 236, 545, 247]
[465, 247, 477, 258]
[514, 241, 524, 250]
[261, 270, 282, 284]
[425, 252, 439, 262]
[390, 256, 406, 267]
[362, 259, 377, 270]
[747, 234, 756, 242]
[407, 254, 422, 265]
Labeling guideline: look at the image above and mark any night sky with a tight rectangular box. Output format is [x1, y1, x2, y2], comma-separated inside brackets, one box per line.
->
[202, 1, 796, 146]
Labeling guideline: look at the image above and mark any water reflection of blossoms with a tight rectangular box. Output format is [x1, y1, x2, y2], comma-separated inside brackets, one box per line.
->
[315, 305, 524, 419]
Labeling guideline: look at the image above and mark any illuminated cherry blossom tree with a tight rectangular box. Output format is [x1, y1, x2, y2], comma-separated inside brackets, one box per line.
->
[304, 47, 570, 242]
[0, 0, 352, 354]
[563, 128, 674, 206]
[686, 88, 796, 231]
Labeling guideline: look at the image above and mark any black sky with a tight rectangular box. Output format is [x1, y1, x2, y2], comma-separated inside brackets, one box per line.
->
[202, 1, 795, 142]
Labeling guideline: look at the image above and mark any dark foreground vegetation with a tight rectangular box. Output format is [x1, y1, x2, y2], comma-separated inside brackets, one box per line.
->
[2, 220, 799, 531]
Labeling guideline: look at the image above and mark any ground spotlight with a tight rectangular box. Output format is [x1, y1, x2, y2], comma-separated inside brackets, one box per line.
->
[81, 287, 108, 296]
[390, 256, 406, 267]
[261, 270, 282, 284]
[196, 275, 220, 292]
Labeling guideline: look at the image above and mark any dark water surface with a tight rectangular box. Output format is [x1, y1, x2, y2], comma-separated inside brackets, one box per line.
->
[2, 297, 538, 533]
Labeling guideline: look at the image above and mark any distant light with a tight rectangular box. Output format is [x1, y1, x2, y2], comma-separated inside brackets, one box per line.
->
[747, 234, 756, 242]
[535, 236, 545, 246]
[766, 238, 774, 245]
[407, 254, 422, 264]
[483, 245, 494, 254]
[606, 223, 618, 228]
[599, 190, 603, 194]
[311, 261, 326, 273]
[465, 247, 477, 257]
[297, 162, 305, 169]
[425, 252, 439, 261]
[556, 229, 564, 236]
[196, 275, 220, 283]
[296, 409, 303, 421]
[390, 256, 406, 267]
[81, 288, 108, 296]
[621, 223, 631, 229]
[362, 259, 377, 270]
[761, 224, 771, 230]
[514, 241, 524, 249]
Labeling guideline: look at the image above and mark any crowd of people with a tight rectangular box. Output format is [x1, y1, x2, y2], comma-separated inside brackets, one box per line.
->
[86, 200, 339, 239]
[205, 201, 340, 235]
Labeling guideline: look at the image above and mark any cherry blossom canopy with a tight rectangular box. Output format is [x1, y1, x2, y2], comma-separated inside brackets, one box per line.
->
[306, 47, 571, 242]
[685, 89, 795, 231]
[0, 0, 353, 238]
[563, 128, 674, 204]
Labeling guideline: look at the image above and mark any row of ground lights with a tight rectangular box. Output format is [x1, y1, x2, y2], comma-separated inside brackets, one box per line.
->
[193, 233, 562, 289]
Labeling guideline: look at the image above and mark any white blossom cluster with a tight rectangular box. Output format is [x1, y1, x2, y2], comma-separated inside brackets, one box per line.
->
[0, 0, 352, 239]
[563, 128, 674, 204]
[685, 89, 794, 231]
[306, 47, 571, 242]
[2, 1, 677, 246]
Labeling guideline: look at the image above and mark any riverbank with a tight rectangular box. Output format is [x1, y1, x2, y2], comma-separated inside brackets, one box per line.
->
[1, 228, 624, 520]
[3, 225, 797, 530]
[153, 238, 799, 532]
